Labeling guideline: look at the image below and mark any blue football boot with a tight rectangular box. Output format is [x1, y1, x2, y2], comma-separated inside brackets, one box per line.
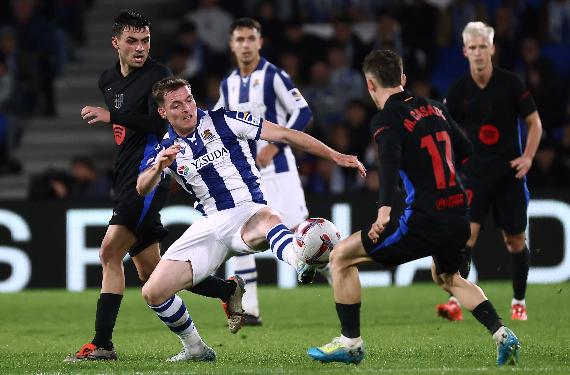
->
[307, 337, 365, 364]
[496, 327, 521, 366]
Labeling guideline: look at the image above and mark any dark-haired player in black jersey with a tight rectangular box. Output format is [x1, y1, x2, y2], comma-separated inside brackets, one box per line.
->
[436, 22, 542, 323]
[307, 50, 521, 367]
[66, 10, 244, 362]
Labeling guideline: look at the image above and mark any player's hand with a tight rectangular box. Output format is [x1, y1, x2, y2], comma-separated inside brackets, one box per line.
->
[157, 144, 180, 169]
[81, 106, 111, 124]
[256, 143, 279, 168]
[510, 155, 532, 179]
[332, 153, 367, 177]
[368, 214, 390, 243]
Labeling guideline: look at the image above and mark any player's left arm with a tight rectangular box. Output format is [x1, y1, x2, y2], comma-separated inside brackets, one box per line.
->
[256, 71, 313, 167]
[509, 74, 543, 179]
[260, 119, 365, 176]
[510, 111, 542, 179]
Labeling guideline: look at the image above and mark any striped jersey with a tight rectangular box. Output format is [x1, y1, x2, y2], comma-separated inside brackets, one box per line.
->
[143, 108, 267, 216]
[214, 57, 312, 176]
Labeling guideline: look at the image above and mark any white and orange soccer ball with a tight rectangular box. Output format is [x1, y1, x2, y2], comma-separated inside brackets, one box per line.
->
[294, 218, 341, 265]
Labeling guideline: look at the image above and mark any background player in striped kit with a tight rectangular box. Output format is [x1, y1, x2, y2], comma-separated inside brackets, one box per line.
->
[214, 18, 314, 325]
[137, 77, 366, 360]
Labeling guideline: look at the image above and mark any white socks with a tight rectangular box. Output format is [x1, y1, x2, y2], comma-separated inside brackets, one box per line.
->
[492, 326, 507, 344]
[512, 298, 526, 306]
[340, 335, 363, 349]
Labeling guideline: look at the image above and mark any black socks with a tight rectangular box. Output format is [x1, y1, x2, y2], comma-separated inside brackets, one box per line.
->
[335, 303, 361, 338]
[511, 246, 530, 301]
[471, 300, 503, 334]
[188, 275, 237, 302]
[92, 293, 123, 349]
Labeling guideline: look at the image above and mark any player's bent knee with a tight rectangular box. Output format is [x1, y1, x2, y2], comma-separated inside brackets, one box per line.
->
[504, 234, 525, 253]
[99, 246, 124, 266]
[141, 283, 165, 306]
[329, 241, 351, 271]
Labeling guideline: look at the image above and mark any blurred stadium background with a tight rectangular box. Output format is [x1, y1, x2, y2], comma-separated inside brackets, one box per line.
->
[1, 0, 569, 291]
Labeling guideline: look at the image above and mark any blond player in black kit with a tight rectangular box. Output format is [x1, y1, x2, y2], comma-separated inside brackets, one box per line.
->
[435, 22, 542, 323]
[66, 10, 244, 362]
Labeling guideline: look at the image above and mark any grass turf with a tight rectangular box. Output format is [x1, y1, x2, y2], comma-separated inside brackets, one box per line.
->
[0, 282, 568, 374]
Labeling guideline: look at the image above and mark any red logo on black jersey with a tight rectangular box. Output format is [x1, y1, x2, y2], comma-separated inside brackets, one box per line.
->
[478, 124, 499, 145]
[113, 124, 126, 145]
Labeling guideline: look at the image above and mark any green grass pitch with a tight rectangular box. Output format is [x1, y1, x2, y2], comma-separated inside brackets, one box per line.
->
[0, 282, 568, 374]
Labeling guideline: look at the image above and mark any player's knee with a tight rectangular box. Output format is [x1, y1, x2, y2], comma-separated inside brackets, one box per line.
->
[504, 234, 525, 253]
[141, 283, 163, 306]
[99, 245, 123, 266]
[329, 241, 349, 271]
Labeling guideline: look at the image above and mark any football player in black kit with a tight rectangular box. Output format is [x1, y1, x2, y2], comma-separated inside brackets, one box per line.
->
[66, 10, 244, 362]
[435, 22, 542, 323]
[307, 50, 521, 367]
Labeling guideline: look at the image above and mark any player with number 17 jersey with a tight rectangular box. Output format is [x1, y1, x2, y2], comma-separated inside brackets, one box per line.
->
[363, 89, 473, 268]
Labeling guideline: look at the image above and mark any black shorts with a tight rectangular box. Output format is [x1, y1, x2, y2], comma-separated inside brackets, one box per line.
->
[464, 175, 529, 235]
[361, 211, 470, 275]
[109, 186, 169, 257]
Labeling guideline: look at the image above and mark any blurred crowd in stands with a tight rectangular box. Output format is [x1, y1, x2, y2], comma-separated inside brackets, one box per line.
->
[2, 0, 570, 199]
[0, 0, 93, 176]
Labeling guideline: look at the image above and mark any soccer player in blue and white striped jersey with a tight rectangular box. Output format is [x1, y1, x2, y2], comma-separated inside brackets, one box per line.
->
[214, 18, 313, 324]
[137, 77, 365, 361]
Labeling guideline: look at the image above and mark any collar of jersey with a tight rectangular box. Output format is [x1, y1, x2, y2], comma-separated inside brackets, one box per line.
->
[233, 57, 267, 78]
[167, 108, 207, 142]
[386, 89, 413, 105]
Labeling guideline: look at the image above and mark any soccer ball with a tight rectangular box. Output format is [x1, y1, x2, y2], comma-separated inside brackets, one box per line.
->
[294, 218, 341, 265]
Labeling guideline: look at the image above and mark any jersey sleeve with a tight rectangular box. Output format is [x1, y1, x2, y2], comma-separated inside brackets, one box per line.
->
[273, 70, 312, 132]
[371, 112, 402, 208]
[223, 110, 263, 140]
[510, 74, 537, 118]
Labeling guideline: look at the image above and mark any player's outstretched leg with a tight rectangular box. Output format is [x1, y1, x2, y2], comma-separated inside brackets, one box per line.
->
[221, 275, 247, 333]
[232, 255, 262, 326]
[435, 268, 520, 366]
[148, 295, 216, 362]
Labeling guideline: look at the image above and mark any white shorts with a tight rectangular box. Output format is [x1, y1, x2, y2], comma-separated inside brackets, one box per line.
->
[162, 202, 267, 284]
[262, 171, 308, 229]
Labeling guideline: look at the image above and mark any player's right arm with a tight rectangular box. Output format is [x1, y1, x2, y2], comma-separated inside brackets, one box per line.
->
[136, 144, 180, 196]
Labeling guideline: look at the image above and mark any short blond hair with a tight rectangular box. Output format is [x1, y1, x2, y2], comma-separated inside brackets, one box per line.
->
[462, 21, 494, 45]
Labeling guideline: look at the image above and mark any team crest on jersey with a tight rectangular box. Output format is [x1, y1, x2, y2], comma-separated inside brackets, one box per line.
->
[177, 164, 190, 177]
[253, 79, 260, 88]
[114, 93, 124, 109]
[202, 129, 214, 141]
[236, 111, 261, 126]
